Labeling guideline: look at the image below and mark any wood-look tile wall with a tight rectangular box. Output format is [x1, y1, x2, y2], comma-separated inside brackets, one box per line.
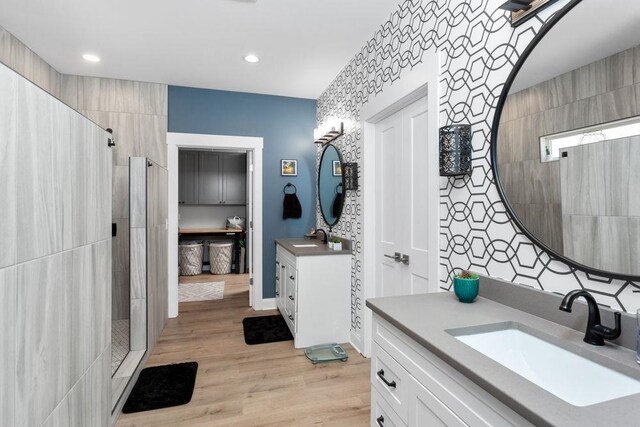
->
[0, 24, 168, 424]
[129, 158, 148, 352]
[0, 24, 168, 324]
[498, 45, 640, 254]
[147, 159, 169, 346]
[64, 76, 168, 322]
[0, 61, 112, 426]
[561, 137, 640, 275]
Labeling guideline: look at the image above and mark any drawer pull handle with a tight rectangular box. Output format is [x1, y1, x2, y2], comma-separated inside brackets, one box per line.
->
[281, 265, 286, 269]
[288, 314, 294, 321]
[376, 415, 384, 426]
[275, 261, 280, 265]
[377, 369, 396, 388]
[288, 295, 294, 301]
[275, 291, 279, 296]
[289, 275, 295, 280]
[275, 277, 279, 281]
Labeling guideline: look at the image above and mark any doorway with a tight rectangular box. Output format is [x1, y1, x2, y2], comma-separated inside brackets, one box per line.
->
[167, 133, 264, 318]
[360, 56, 440, 357]
[374, 97, 432, 298]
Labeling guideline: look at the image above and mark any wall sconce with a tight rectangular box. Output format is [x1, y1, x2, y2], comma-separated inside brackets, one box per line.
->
[342, 162, 359, 190]
[499, 0, 559, 27]
[314, 118, 344, 145]
[439, 125, 472, 177]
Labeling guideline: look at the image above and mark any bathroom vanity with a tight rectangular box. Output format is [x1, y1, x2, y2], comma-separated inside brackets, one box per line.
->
[366, 277, 640, 426]
[275, 239, 351, 348]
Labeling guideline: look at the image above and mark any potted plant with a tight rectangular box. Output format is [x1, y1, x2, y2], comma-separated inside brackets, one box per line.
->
[453, 270, 479, 303]
[328, 237, 342, 251]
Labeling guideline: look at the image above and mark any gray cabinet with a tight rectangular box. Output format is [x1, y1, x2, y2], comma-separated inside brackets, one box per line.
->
[198, 152, 222, 204]
[221, 153, 247, 205]
[178, 151, 199, 204]
[178, 150, 246, 205]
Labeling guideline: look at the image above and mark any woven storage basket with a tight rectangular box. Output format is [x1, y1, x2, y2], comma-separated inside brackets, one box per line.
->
[179, 242, 204, 276]
[208, 241, 233, 275]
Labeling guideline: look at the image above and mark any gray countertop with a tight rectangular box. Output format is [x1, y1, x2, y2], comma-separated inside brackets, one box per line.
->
[275, 238, 351, 257]
[366, 292, 640, 427]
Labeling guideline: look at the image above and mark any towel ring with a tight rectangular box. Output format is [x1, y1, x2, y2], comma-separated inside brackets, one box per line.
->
[283, 182, 297, 194]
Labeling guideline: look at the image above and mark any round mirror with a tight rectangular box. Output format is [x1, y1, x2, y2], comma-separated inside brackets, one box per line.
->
[318, 144, 344, 227]
[493, 0, 640, 279]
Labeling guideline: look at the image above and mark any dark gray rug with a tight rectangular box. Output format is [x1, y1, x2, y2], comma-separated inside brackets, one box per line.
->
[122, 362, 198, 413]
[242, 315, 293, 345]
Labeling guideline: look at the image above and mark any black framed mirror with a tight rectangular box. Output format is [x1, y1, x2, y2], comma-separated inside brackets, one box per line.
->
[492, 0, 640, 280]
[318, 144, 344, 227]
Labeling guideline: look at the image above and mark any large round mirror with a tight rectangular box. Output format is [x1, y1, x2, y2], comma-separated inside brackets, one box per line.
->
[493, 0, 640, 279]
[318, 144, 344, 227]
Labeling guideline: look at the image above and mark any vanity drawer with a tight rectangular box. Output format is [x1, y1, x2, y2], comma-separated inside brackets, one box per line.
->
[372, 316, 531, 427]
[371, 386, 407, 427]
[371, 343, 410, 423]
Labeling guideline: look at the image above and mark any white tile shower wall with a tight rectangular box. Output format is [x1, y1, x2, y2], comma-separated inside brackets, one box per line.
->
[316, 0, 640, 343]
[1, 22, 169, 423]
[0, 64, 16, 269]
[0, 61, 112, 426]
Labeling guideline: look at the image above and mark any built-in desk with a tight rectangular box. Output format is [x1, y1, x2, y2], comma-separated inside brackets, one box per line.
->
[179, 228, 244, 273]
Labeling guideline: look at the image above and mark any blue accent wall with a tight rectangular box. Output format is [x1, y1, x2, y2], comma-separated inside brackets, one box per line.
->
[169, 86, 317, 298]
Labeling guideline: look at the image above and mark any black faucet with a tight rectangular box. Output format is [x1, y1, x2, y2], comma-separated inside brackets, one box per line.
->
[559, 290, 621, 346]
[314, 228, 328, 244]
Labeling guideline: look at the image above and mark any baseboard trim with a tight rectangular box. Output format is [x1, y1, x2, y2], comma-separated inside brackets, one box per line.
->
[257, 298, 277, 310]
[351, 330, 368, 358]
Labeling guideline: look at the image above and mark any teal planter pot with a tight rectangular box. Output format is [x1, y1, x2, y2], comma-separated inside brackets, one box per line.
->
[453, 277, 479, 303]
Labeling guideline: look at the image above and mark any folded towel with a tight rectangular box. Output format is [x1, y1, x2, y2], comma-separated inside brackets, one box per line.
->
[332, 192, 343, 218]
[283, 193, 302, 219]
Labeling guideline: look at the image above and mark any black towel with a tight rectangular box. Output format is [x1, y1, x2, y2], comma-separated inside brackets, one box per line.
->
[283, 193, 302, 219]
[332, 192, 343, 218]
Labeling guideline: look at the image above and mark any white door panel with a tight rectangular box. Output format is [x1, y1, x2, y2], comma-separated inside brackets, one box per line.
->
[379, 119, 401, 247]
[375, 97, 432, 300]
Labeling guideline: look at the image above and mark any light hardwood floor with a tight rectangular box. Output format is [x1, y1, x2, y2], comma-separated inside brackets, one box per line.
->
[117, 273, 371, 426]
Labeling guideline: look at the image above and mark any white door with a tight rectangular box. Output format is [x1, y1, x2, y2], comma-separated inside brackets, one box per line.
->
[375, 97, 432, 298]
[247, 151, 254, 306]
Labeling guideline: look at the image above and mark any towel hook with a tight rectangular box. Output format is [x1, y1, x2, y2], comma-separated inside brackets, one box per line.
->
[283, 182, 297, 194]
[336, 182, 343, 194]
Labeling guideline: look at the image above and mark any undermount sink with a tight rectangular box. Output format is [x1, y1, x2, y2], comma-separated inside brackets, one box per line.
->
[448, 323, 640, 407]
[291, 243, 319, 248]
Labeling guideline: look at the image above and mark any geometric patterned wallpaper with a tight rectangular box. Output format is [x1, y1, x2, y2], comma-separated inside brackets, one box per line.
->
[317, 0, 640, 342]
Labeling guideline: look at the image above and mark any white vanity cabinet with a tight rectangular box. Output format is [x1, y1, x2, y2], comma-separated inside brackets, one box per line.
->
[275, 242, 351, 348]
[370, 315, 532, 427]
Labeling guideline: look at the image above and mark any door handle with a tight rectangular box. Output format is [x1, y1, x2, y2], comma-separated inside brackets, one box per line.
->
[384, 252, 401, 262]
[401, 254, 410, 265]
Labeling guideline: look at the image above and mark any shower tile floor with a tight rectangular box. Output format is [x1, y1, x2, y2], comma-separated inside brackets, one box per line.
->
[112, 319, 130, 375]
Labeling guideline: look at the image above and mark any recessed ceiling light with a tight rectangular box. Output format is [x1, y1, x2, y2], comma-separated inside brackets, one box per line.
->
[82, 53, 101, 63]
[244, 54, 260, 63]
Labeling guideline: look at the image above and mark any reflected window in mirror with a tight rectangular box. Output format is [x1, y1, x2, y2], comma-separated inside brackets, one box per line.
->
[318, 144, 344, 227]
[540, 116, 640, 162]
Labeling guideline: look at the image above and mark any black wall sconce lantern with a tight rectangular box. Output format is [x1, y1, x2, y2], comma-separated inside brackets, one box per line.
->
[342, 162, 359, 191]
[439, 124, 472, 177]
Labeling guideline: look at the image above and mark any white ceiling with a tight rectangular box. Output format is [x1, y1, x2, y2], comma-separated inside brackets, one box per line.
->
[510, 0, 640, 93]
[0, 0, 401, 99]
